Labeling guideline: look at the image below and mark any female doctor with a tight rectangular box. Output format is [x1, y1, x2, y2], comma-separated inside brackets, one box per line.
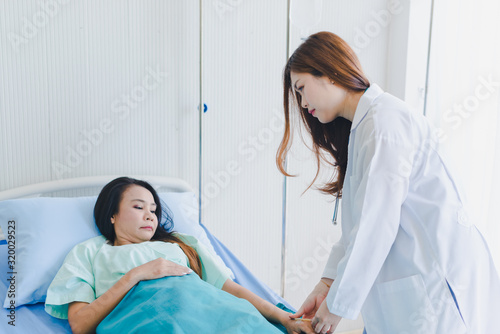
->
[276, 31, 500, 334]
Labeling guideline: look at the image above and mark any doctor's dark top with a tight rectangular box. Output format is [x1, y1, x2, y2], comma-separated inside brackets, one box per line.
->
[322, 84, 500, 334]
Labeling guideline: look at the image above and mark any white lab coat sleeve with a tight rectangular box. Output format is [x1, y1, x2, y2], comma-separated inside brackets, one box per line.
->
[322, 237, 345, 279]
[325, 134, 413, 320]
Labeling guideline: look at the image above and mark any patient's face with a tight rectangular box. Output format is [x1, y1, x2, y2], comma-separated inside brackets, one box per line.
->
[111, 185, 158, 246]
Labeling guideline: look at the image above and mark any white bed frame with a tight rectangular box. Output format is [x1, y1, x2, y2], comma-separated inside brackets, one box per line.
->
[0, 175, 195, 200]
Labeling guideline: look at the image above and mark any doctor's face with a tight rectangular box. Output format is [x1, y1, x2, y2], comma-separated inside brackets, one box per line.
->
[290, 71, 347, 123]
[111, 185, 158, 246]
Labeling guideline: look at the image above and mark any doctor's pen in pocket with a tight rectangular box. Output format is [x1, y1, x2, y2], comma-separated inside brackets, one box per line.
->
[332, 195, 339, 225]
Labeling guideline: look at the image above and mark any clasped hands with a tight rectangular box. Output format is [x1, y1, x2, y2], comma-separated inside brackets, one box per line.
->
[289, 278, 342, 334]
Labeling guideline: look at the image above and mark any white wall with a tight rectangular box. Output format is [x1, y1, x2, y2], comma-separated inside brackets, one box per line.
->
[201, 0, 288, 294]
[0, 0, 200, 194]
[425, 0, 500, 270]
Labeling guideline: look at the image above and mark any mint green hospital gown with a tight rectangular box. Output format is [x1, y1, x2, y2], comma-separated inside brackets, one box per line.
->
[44, 234, 283, 333]
[45, 233, 232, 319]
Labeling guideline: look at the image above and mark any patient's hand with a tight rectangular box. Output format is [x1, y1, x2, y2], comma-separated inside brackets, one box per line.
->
[128, 258, 192, 284]
[283, 317, 316, 334]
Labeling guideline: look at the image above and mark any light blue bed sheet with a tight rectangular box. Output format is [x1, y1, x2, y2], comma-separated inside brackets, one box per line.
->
[0, 226, 294, 333]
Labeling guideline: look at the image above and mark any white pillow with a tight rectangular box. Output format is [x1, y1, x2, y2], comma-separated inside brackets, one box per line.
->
[0, 191, 216, 308]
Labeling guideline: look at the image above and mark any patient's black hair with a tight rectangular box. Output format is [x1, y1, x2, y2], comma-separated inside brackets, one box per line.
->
[94, 176, 202, 277]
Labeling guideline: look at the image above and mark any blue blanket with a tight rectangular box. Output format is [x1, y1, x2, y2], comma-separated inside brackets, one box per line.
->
[97, 273, 285, 333]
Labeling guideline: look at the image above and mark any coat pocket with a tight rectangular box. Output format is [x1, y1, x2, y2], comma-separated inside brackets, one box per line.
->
[375, 275, 437, 334]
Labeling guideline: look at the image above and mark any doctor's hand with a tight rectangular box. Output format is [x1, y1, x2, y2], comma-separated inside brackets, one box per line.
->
[290, 278, 333, 321]
[311, 301, 342, 334]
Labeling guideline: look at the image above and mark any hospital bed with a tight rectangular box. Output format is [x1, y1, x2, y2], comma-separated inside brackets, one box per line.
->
[0, 175, 294, 333]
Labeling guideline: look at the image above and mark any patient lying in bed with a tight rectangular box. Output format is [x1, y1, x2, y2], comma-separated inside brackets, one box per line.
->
[45, 177, 313, 334]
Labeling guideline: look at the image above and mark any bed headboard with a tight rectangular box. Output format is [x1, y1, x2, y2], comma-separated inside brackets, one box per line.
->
[0, 175, 195, 201]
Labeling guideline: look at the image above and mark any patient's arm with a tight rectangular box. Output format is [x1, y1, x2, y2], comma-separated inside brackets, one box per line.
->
[222, 279, 315, 334]
[68, 258, 191, 334]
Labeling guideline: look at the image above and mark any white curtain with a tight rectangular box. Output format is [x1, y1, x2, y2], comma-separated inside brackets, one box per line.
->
[425, 0, 500, 270]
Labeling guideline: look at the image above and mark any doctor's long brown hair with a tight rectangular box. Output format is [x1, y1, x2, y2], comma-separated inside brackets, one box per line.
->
[277, 32, 370, 196]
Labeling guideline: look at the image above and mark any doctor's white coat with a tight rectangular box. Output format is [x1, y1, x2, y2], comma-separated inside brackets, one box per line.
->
[322, 84, 500, 334]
